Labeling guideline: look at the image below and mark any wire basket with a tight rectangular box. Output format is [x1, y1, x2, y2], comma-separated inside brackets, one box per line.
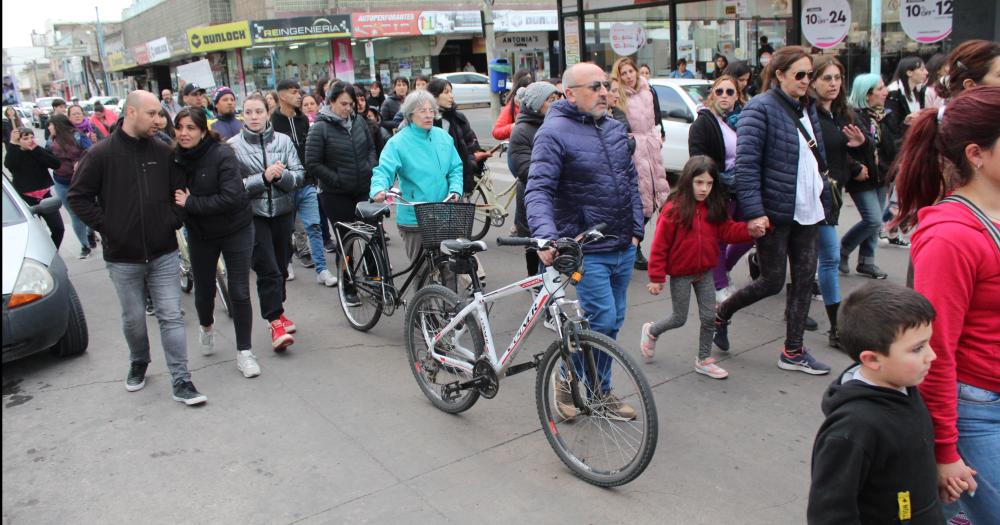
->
[414, 202, 476, 251]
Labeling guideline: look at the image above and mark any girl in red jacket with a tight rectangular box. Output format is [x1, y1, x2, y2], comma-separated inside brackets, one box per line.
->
[640, 156, 759, 379]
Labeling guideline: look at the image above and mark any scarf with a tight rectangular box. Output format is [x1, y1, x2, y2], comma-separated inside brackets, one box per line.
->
[175, 136, 214, 165]
[866, 107, 885, 167]
[712, 103, 742, 131]
[73, 119, 93, 135]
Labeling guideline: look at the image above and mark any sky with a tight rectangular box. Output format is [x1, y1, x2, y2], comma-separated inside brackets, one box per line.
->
[2, 0, 134, 48]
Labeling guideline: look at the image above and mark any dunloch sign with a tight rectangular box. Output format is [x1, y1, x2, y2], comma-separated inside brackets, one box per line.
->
[251, 15, 351, 44]
[187, 21, 252, 53]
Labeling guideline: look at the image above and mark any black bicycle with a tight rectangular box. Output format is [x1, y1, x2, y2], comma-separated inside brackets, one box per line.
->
[333, 190, 481, 332]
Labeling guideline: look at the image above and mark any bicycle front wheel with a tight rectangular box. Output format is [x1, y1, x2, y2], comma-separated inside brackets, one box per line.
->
[535, 330, 658, 487]
[338, 232, 384, 331]
[468, 186, 491, 241]
[405, 285, 484, 414]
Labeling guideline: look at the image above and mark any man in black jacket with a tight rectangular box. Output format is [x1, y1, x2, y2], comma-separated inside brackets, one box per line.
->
[68, 90, 207, 406]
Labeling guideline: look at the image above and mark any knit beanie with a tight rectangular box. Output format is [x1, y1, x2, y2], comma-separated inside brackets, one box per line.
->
[520, 82, 558, 113]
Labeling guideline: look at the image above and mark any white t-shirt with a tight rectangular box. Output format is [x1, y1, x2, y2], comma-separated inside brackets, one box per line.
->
[793, 114, 825, 225]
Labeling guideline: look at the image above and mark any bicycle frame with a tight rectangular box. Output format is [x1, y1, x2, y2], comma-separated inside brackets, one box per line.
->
[473, 167, 518, 223]
[422, 266, 583, 378]
[334, 217, 432, 310]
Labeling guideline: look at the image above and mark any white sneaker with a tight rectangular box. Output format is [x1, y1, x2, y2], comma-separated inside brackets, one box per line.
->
[199, 328, 215, 356]
[715, 288, 729, 303]
[316, 269, 339, 287]
[236, 350, 261, 378]
[286, 263, 295, 281]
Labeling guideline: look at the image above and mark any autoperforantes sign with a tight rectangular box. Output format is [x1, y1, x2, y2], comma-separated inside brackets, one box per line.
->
[251, 15, 351, 44]
[352, 12, 421, 38]
[187, 21, 252, 53]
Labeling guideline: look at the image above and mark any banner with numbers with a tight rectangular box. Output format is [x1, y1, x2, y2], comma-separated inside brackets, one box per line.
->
[900, 0, 953, 43]
[801, 0, 851, 49]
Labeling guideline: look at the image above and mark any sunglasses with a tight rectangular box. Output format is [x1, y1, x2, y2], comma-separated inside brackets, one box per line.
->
[817, 74, 843, 82]
[792, 70, 815, 81]
[570, 81, 611, 92]
[714, 88, 736, 96]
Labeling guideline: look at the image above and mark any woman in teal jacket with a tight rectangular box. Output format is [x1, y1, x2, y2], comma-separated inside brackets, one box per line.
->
[371, 90, 464, 261]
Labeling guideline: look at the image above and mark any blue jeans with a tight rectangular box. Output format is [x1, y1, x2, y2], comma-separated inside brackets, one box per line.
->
[841, 187, 887, 265]
[106, 251, 190, 382]
[295, 185, 327, 273]
[943, 383, 1000, 523]
[572, 246, 636, 394]
[52, 180, 92, 249]
[816, 225, 841, 306]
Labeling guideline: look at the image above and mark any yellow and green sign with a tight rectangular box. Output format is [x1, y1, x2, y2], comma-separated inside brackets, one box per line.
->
[187, 21, 252, 53]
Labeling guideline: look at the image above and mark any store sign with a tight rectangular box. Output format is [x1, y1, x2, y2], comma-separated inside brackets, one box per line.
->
[146, 37, 171, 62]
[494, 10, 557, 32]
[419, 11, 481, 35]
[251, 15, 351, 44]
[610, 23, 646, 56]
[496, 32, 548, 52]
[801, 0, 850, 49]
[107, 51, 134, 72]
[352, 12, 421, 37]
[900, 0, 953, 43]
[187, 21, 252, 53]
[46, 43, 92, 59]
[133, 44, 150, 65]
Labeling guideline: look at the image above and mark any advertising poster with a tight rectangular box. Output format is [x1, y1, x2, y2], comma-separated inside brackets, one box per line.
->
[332, 39, 355, 83]
[900, 0, 953, 43]
[801, 0, 851, 49]
[176, 59, 217, 90]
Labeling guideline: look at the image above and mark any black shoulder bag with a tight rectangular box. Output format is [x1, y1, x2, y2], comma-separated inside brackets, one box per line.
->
[939, 195, 1000, 253]
[772, 92, 842, 213]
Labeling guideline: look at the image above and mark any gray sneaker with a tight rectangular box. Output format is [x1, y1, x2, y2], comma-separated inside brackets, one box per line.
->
[126, 362, 148, 392]
[171, 379, 207, 405]
[199, 328, 215, 356]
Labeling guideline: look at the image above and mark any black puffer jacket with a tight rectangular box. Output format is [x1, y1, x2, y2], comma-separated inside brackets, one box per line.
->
[379, 94, 404, 131]
[688, 108, 726, 170]
[509, 108, 544, 185]
[435, 107, 481, 192]
[305, 108, 376, 196]
[173, 138, 251, 241]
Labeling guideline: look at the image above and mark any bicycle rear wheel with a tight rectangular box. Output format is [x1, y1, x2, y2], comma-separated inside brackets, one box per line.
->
[338, 232, 384, 331]
[535, 330, 658, 487]
[405, 285, 484, 413]
[468, 186, 491, 241]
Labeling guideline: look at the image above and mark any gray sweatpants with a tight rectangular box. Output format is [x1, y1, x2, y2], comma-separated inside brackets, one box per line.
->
[650, 271, 716, 360]
[106, 250, 190, 382]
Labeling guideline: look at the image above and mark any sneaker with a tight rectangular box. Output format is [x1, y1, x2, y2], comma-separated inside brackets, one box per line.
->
[633, 248, 648, 271]
[695, 357, 729, 379]
[269, 319, 294, 351]
[87, 230, 98, 249]
[838, 255, 850, 275]
[199, 327, 215, 356]
[286, 263, 295, 281]
[805, 315, 819, 332]
[554, 380, 579, 420]
[713, 315, 730, 351]
[343, 291, 361, 307]
[78, 246, 92, 259]
[298, 251, 315, 269]
[171, 379, 208, 405]
[828, 330, 842, 350]
[316, 269, 339, 287]
[715, 288, 730, 303]
[639, 322, 657, 362]
[856, 264, 888, 279]
[324, 240, 337, 253]
[887, 236, 910, 247]
[600, 392, 637, 420]
[778, 348, 831, 375]
[236, 350, 261, 378]
[125, 361, 148, 392]
[279, 314, 296, 334]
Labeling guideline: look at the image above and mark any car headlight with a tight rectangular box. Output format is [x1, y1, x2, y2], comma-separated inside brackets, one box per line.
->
[8, 258, 55, 308]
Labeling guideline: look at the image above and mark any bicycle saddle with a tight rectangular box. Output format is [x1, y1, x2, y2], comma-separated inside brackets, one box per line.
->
[356, 202, 390, 222]
[439, 239, 487, 256]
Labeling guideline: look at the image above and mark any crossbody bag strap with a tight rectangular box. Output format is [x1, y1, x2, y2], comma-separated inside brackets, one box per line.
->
[772, 92, 829, 174]
[939, 195, 1000, 253]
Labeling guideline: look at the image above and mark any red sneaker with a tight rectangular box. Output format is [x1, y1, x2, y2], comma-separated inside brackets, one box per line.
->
[279, 314, 296, 334]
[269, 319, 294, 351]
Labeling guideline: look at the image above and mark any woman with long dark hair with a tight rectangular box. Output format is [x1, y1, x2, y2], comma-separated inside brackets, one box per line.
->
[937, 39, 1000, 100]
[154, 107, 175, 145]
[923, 53, 949, 109]
[714, 46, 832, 375]
[492, 69, 533, 141]
[885, 56, 928, 142]
[171, 108, 256, 377]
[366, 81, 385, 113]
[427, 78, 491, 193]
[47, 113, 95, 258]
[892, 86, 1000, 524]
[723, 61, 753, 104]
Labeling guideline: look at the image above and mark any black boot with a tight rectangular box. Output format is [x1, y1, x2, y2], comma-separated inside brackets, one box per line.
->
[826, 302, 842, 350]
[747, 250, 760, 280]
[634, 245, 648, 271]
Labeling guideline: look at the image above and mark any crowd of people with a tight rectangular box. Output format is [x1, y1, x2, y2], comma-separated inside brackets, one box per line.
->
[2, 37, 997, 523]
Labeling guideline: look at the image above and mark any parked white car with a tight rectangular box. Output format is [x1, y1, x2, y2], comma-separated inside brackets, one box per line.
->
[433, 72, 492, 107]
[648, 78, 711, 173]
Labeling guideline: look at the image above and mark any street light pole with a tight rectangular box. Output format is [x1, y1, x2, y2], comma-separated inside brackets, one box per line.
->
[482, 0, 500, 121]
[95, 6, 111, 95]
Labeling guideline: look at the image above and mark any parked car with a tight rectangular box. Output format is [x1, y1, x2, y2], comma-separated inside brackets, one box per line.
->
[433, 72, 491, 107]
[2, 176, 88, 363]
[34, 97, 62, 129]
[648, 78, 711, 173]
[87, 96, 119, 108]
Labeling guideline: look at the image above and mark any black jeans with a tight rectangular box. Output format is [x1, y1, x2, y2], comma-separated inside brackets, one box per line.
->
[718, 222, 818, 352]
[320, 191, 369, 289]
[514, 181, 540, 276]
[251, 213, 294, 322]
[189, 223, 254, 351]
[23, 193, 65, 249]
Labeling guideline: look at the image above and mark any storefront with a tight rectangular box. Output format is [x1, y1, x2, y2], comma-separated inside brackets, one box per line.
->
[558, 0, 957, 81]
[244, 15, 354, 92]
[494, 10, 560, 79]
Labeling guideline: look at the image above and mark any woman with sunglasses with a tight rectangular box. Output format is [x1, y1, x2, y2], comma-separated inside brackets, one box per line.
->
[611, 57, 669, 271]
[809, 56, 869, 349]
[839, 73, 896, 280]
[689, 75, 750, 302]
[713, 46, 833, 375]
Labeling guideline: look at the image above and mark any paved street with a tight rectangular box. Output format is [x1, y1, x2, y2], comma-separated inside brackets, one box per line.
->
[2, 150, 917, 523]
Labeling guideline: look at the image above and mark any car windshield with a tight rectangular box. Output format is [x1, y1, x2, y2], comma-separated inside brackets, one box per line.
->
[2, 187, 26, 227]
[682, 85, 710, 106]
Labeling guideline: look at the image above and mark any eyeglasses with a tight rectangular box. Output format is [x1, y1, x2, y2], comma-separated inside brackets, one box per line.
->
[714, 88, 736, 96]
[792, 70, 815, 81]
[569, 81, 611, 92]
[817, 74, 843, 82]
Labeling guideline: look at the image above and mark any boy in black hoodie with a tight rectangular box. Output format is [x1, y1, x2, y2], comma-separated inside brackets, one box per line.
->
[807, 282, 955, 524]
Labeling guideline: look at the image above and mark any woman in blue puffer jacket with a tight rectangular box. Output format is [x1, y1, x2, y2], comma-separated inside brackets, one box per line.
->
[714, 46, 833, 376]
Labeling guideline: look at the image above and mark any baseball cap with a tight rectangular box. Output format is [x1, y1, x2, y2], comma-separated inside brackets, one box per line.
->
[182, 83, 205, 97]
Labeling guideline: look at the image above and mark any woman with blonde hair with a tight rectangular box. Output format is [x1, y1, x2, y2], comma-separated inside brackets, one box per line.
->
[611, 56, 670, 270]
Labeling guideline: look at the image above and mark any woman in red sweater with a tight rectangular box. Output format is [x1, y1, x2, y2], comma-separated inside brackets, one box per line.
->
[491, 71, 533, 140]
[640, 156, 759, 378]
[892, 86, 1000, 523]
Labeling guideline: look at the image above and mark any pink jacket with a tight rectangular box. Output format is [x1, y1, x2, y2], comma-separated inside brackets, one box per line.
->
[625, 79, 669, 217]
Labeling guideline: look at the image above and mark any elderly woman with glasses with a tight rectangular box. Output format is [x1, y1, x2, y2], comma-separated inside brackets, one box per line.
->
[370, 90, 464, 262]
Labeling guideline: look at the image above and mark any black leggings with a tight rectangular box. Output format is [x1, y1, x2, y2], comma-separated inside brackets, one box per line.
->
[718, 222, 818, 352]
[514, 181, 541, 276]
[320, 191, 369, 293]
[189, 224, 254, 350]
[251, 213, 294, 322]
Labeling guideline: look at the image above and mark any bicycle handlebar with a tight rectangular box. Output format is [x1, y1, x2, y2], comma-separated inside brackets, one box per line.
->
[495, 223, 608, 250]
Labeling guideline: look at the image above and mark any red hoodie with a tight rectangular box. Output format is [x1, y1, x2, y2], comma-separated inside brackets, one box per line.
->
[648, 200, 753, 283]
[491, 100, 518, 140]
[911, 200, 1000, 464]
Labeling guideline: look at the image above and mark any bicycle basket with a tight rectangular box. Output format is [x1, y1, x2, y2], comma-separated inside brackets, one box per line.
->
[414, 202, 475, 250]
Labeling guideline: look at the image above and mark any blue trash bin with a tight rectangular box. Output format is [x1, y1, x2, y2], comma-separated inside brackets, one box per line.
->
[488, 59, 512, 94]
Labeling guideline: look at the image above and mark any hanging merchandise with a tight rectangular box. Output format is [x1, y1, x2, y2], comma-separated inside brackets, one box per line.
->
[801, 0, 851, 49]
[900, 0, 953, 43]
